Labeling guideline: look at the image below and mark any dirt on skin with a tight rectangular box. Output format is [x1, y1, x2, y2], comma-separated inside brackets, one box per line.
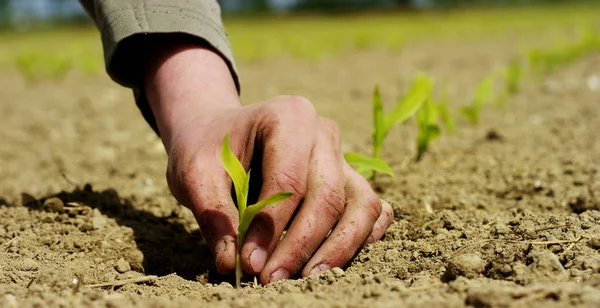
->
[1, 26, 600, 307]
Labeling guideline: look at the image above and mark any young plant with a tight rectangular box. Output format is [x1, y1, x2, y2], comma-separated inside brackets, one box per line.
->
[503, 59, 522, 95]
[345, 73, 434, 178]
[416, 98, 441, 161]
[460, 76, 494, 126]
[221, 134, 293, 288]
[435, 89, 455, 134]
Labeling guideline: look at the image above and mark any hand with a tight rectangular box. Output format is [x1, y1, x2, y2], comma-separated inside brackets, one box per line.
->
[143, 36, 394, 284]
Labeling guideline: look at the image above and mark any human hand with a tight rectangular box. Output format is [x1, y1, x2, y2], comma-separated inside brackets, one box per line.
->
[143, 36, 393, 284]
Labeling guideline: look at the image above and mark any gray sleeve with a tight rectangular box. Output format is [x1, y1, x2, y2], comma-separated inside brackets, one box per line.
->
[78, 0, 239, 134]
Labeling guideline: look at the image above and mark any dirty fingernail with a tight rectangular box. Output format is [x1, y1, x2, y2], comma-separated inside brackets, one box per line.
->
[310, 264, 330, 276]
[214, 237, 235, 274]
[250, 248, 267, 272]
[269, 268, 289, 283]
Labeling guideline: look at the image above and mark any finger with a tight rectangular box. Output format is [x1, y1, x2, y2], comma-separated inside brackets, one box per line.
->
[241, 96, 319, 275]
[166, 145, 240, 274]
[258, 118, 345, 284]
[300, 164, 382, 277]
[362, 199, 393, 246]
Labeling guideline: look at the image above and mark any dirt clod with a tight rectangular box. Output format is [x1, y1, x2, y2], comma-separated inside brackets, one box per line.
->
[116, 258, 131, 273]
[43, 197, 64, 213]
[589, 237, 600, 250]
[445, 253, 485, 280]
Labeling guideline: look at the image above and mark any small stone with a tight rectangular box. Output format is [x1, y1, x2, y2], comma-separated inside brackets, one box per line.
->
[445, 253, 485, 280]
[43, 198, 64, 213]
[115, 258, 131, 273]
[588, 237, 600, 250]
[331, 267, 345, 277]
[218, 282, 234, 289]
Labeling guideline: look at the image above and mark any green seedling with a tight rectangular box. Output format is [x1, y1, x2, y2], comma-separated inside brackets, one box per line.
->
[343, 153, 394, 177]
[436, 90, 455, 134]
[416, 98, 441, 161]
[346, 73, 434, 178]
[503, 59, 522, 95]
[460, 76, 494, 126]
[221, 134, 293, 288]
[528, 25, 600, 76]
[14, 52, 71, 85]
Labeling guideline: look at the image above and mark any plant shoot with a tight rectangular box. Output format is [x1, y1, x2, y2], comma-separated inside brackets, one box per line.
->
[221, 134, 292, 288]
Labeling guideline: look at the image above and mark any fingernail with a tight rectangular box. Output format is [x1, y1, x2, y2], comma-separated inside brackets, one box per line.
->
[250, 248, 267, 272]
[269, 268, 289, 283]
[215, 238, 229, 256]
[309, 264, 330, 276]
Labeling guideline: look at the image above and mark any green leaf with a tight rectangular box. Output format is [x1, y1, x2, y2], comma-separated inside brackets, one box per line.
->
[436, 93, 455, 134]
[221, 134, 248, 214]
[474, 76, 494, 108]
[416, 125, 441, 161]
[416, 98, 441, 161]
[239, 192, 293, 236]
[385, 73, 433, 132]
[460, 106, 478, 126]
[372, 85, 385, 158]
[344, 152, 394, 177]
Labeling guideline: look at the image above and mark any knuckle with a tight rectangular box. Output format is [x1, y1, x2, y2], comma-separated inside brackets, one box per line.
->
[320, 118, 341, 137]
[362, 194, 382, 223]
[314, 185, 346, 225]
[271, 170, 307, 198]
[281, 95, 317, 117]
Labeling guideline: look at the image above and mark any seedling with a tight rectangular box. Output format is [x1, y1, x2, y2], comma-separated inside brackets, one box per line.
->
[345, 73, 434, 178]
[436, 90, 455, 134]
[221, 134, 293, 288]
[460, 76, 494, 126]
[503, 59, 522, 95]
[416, 98, 441, 161]
[528, 25, 600, 76]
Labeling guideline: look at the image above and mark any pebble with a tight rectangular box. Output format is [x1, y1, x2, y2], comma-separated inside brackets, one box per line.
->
[43, 198, 64, 213]
[115, 258, 131, 273]
[331, 267, 345, 277]
[445, 253, 485, 280]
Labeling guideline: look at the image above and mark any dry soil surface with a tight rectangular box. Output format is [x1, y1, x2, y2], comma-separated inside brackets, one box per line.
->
[1, 28, 600, 307]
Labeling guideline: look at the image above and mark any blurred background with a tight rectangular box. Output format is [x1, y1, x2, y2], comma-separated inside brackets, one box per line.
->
[0, 0, 596, 29]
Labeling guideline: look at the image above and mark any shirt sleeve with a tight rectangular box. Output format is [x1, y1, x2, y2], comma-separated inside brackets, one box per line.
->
[78, 0, 239, 134]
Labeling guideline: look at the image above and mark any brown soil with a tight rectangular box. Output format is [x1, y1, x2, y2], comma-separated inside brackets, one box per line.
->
[1, 28, 600, 307]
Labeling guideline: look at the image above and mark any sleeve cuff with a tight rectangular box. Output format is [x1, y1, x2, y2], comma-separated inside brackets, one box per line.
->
[95, 4, 239, 135]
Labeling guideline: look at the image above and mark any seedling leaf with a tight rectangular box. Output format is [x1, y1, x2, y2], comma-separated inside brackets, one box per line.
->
[221, 134, 248, 213]
[344, 152, 394, 176]
[372, 85, 385, 158]
[416, 99, 442, 161]
[221, 134, 292, 288]
[385, 73, 433, 132]
[240, 192, 293, 236]
[474, 76, 494, 108]
[436, 92, 455, 134]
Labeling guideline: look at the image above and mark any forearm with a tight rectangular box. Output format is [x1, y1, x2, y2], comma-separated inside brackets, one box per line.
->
[143, 35, 241, 151]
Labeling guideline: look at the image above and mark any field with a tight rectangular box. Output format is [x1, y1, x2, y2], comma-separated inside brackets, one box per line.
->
[1, 5, 600, 307]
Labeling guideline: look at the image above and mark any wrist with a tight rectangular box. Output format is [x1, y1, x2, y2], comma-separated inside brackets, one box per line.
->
[143, 35, 241, 149]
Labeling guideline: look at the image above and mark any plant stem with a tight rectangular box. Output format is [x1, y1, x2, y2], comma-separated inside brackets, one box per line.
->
[236, 230, 244, 288]
[235, 252, 242, 288]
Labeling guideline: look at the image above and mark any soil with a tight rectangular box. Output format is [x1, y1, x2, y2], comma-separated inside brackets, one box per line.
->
[1, 24, 600, 307]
